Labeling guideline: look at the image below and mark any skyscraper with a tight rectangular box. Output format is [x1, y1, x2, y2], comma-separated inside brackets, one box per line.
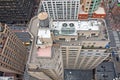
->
[0, 0, 35, 24]
[52, 19, 110, 69]
[40, 0, 80, 20]
[0, 23, 28, 79]
[27, 13, 64, 80]
[28, 11, 110, 80]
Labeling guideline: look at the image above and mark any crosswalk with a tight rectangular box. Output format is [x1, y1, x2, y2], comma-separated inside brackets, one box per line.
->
[112, 31, 120, 47]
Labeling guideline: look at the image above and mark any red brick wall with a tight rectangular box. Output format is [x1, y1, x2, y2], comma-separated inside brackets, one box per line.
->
[92, 13, 106, 18]
[78, 14, 88, 19]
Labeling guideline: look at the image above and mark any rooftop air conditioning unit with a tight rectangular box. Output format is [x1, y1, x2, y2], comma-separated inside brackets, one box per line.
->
[62, 23, 67, 27]
[69, 23, 74, 27]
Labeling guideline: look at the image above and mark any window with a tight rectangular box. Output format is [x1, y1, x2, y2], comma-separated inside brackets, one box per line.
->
[59, 38, 65, 41]
[71, 38, 75, 40]
[91, 33, 96, 36]
[88, 43, 91, 44]
[88, 50, 93, 51]
[83, 43, 85, 44]
[96, 53, 100, 55]
[82, 33, 84, 35]
[80, 53, 85, 55]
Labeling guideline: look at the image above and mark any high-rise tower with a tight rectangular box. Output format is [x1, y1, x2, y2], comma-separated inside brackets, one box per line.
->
[40, 0, 80, 20]
[51, 19, 110, 69]
[28, 11, 110, 79]
[27, 13, 64, 80]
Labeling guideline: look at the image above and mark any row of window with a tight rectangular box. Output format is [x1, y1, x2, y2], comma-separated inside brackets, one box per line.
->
[3, 47, 25, 66]
[0, 55, 23, 73]
[6, 40, 25, 58]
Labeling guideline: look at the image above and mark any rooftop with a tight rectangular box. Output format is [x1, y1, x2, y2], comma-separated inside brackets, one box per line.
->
[52, 20, 100, 36]
[28, 16, 60, 69]
[38, 29, 51, 38]
[37, 47, 51, 58]
[52, 20, 99, 30]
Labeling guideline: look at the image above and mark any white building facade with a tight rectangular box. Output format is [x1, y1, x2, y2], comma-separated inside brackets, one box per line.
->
[40, 0, 80, 20]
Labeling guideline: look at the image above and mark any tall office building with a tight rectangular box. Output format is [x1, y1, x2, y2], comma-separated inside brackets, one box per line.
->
[40, 0, 80, 20]
[0, 0, 35, 24]
[79, 0, 106, 19]
[27, 13, 64, 80]
[51, 19, 110, 69]
[28, 12, 110, 80]
[0, 23, 28, 79]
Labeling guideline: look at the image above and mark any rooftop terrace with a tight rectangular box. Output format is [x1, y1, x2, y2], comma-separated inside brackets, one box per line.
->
[37, 46, 51, 58]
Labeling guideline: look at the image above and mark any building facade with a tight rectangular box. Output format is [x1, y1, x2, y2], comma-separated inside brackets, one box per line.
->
[79, 0, 106, 19]
[82, 0, 101, 14]
[0, 23, 28, 79]
[40, 0, 80, 20]
[0, 0, 35, 24]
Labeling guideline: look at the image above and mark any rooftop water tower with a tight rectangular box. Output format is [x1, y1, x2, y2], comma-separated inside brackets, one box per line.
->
[38, 12, 49, 28]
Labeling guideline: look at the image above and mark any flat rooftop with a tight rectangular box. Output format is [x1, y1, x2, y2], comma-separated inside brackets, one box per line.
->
[52, 19, 101, 36]
[52, 20, 99, 31]
[37, 47, 51, 58]
[38, 29, 51, 38]
[28, 16, 60, 69]
[37, 29, 51, 44]
[94, 7, 106, 14]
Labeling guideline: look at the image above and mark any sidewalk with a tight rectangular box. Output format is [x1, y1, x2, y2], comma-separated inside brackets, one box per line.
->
[111, 55, 120, 77]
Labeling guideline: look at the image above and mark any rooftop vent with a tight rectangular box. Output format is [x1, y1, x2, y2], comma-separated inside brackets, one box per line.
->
[69, 23, 74, 27]
[62, 23, 67, 27]
[54, 30, 59, 36]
